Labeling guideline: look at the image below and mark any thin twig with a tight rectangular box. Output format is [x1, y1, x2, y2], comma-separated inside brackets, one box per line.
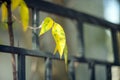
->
[12, 14, 41, 30]
[7, 1, 17, 80]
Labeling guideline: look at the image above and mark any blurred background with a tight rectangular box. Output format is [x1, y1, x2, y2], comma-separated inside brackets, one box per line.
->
[0, 0, 120, 80]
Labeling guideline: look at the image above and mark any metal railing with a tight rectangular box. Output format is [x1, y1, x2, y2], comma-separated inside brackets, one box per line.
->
[0, 0, 120, 80]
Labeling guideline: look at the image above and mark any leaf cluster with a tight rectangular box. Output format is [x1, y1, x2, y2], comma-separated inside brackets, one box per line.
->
[0, 1, 68, 70]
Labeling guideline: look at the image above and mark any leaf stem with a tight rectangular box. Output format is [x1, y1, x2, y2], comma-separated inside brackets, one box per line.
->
[12, 14, 41, 30]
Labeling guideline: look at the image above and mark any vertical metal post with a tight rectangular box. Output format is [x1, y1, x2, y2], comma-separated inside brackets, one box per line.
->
[77, 20, 85, 57]
[68, 60, 75, 80]
[111, 29, 119, 63]
[18, 54, 26, 80]
[30, 8, 40, 79]
[45, 58, 52, 80]
[89, 62, 95, 80]
[106, 65, 112, 80]
[32, 8, 40, 49]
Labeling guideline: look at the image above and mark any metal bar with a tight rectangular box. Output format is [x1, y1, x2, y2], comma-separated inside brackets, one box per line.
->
[45, 58, 52, 80]
[32, 8, 40, 50]
[68, 60, 75, 80]
[88, 62, 95, 80]
[91, 66, 95, 80]
[1, 45, 120, 66]
[111, 29, 119, 64]
[24, 0, 120, 30]
[29, 8, 40, 80]
[18, 54, 26, 80]
[106, 65, 112, 80]
[77, 20, 85, 57]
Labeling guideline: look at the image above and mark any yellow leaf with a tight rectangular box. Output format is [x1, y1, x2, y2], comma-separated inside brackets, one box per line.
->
[53, 46, 58, 55]
[3, 23, 8, 29]
[11, 0, 22, 11]
[1, 2, 7, 22]
[64, 44, 68, 70]
[0, 22, 8, 30]
[39, 17, 54, 36]
[20, 0, 29, 31]
[52, 23, 66, 58]
[39, 17, 68, 70]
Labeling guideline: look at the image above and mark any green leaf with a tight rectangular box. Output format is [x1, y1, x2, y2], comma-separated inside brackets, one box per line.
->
[39, 17, 54, 36]
[20, 0, 29, 31]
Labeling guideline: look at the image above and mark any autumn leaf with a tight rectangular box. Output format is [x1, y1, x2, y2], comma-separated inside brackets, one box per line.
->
[52, 22, 66, 58]
[39, 17, 68, 70]
[39, 17, 54, 36]
[1, 2, 7, 22]
[20, 0, 29, 31]
[64, 44, 68, 70]
[11, 0, 22, 11]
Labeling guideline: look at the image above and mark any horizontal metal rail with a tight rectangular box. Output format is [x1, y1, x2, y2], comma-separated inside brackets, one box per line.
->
[0, 45, 120, 66]
[25, 0, 120, 30]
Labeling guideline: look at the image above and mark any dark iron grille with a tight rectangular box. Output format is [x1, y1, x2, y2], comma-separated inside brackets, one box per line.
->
[0, 0, 120, 80]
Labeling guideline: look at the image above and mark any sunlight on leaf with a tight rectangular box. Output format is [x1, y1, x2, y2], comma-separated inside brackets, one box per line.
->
[1, 2, 7, 22]
[20, 0, 29, 31]
[39, 17, 68, 70]
[11, 0, 22, 11]
[52, 22, 66, 58]
[39, 17, 54, 36]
